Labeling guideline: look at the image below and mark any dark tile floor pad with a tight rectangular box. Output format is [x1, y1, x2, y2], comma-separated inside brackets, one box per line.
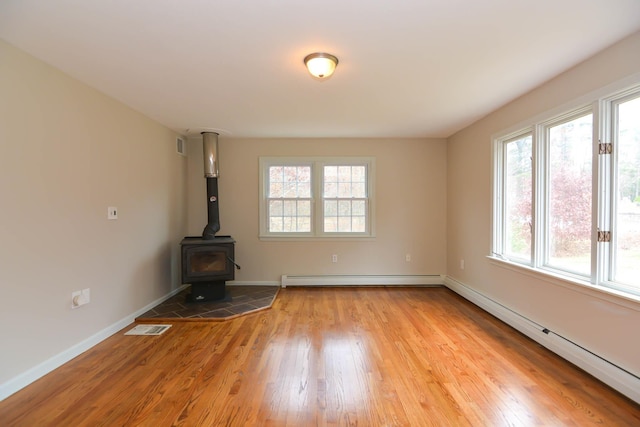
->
[136, 285, 279, 321]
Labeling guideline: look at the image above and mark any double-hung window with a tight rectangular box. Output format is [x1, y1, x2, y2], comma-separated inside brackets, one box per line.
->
[260, 157, 374, 238]
[265, 164, 312, 234]
[492, 82, 640, 298]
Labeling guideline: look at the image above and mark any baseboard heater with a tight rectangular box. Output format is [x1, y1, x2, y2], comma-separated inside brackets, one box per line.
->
[444, 276, 640, 404]
[281, 274, 444, 288]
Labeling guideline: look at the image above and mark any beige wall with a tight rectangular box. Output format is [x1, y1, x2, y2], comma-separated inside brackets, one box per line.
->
[0, 40, 187, 385]
[186, 137, 447, 282]
[447, 31, 640, 376]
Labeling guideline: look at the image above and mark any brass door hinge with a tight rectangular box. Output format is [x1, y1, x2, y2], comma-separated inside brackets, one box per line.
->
[599, 142, 612, 155]
[597, 229, 611, 243]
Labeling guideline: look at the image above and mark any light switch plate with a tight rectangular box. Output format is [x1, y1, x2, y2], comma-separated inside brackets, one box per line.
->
[107, 206, 118, 220]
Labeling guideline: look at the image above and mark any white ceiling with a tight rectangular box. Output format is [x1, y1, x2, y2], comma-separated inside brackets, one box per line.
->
[1, 0, 640, 138]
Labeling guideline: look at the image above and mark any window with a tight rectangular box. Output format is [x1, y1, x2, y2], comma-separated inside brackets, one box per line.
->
[545, 111, 593, 276]
[266, 165, 312, 233]
[260, 157, 374, 238]
[608, 93, 640, 294]
[323, 165, 367, 233]
[493, 83, 640, 298]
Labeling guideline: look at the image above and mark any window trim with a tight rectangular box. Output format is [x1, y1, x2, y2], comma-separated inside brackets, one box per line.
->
[259, 156, 376, 240]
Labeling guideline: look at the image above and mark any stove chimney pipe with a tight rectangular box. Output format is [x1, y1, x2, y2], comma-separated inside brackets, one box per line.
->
[203, 132, 219, 178]
[202, 132, 220, 239]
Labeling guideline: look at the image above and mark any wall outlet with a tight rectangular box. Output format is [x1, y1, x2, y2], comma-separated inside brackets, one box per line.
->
[332, 254, 338, 263]
[405, 253, 411, 262]
[460, 259, 465, 270]
[71, 288, 90, 309]
[107, 206, 118, 220]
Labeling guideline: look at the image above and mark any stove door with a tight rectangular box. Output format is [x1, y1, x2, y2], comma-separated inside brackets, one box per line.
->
[182, 243, 234, 283]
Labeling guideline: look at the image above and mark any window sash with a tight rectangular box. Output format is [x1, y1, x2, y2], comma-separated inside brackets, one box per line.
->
[323, 198, 369, 233]
[322, 164, 369, 234]
[266, 198, 312, 233]
[542, 111, 593, 277]
[502, 133, 533, 263]
[607, 93, 640, 293]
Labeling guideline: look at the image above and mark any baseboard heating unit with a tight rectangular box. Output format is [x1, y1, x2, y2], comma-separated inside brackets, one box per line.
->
[444, 276, 640, 404]
[281, 274, 444, 288]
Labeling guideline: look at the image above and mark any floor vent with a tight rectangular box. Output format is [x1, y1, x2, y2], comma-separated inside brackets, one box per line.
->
[125, 324, 172, 336]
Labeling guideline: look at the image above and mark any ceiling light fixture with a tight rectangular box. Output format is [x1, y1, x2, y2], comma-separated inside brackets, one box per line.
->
[304, 52, 339, 80]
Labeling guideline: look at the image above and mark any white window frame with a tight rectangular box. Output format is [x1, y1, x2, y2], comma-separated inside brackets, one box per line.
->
[259, 157, 375, 239]
[491, 77, 640, 301]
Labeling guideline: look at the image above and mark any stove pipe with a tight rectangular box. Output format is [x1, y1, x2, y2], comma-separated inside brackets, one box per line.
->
[202, 132, 220, 239]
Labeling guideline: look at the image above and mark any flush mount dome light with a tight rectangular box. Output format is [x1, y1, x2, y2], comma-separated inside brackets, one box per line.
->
[304, 52, 338, 80]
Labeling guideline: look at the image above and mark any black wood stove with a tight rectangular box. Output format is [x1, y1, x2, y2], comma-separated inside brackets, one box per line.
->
[181, 236, 237, 301]
[181, 132, 240, 302]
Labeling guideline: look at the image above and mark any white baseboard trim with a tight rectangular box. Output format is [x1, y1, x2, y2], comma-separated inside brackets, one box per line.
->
[281, 274, 444, 288]
[228, 281, 281, 287]
[444, 276, 640, 404]
[0, 284, 189, 402]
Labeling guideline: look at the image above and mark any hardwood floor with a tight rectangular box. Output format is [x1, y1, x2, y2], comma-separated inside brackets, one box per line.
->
[1, 287, 638, 426]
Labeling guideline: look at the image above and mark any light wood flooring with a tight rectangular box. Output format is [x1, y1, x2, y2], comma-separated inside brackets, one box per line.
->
[1, 287, 638, 426]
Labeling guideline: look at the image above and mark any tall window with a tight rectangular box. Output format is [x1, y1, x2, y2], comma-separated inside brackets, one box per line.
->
[545, 112, 593, 276]
[267, 165, 312, 233]
[323, 165, 367, 233]
[610, 94, 640, 293]
[493, 83, 640, 298]
[260, 157, 374, 238]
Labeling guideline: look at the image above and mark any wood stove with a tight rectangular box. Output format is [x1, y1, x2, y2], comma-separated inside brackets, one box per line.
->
[181, 236, 236, 302]
[180, 132, 240, 302]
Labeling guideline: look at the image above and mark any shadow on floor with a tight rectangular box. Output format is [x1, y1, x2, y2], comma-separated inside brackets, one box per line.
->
[136, 285, 280, 322]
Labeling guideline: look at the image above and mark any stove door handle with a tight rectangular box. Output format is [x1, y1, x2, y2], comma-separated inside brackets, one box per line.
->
[227, 256, 241, 270]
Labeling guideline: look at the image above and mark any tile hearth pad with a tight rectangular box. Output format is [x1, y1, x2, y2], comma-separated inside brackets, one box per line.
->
[136, 285, 279, 322]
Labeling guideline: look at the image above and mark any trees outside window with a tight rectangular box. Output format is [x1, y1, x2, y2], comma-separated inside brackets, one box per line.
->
[504, 134, 532, 262]
[546, 113, 593, 275]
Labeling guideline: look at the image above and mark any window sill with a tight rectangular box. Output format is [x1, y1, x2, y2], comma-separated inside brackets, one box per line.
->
[486, 255, 640, 311]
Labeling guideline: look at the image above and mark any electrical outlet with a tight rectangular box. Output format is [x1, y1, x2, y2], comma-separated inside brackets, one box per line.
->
[107, 206, 118, 220]
[405, 254, 411, 262]
[460, 259, 465, 270]
[332, 254, 338, 263]
[71, 288, 90, 309]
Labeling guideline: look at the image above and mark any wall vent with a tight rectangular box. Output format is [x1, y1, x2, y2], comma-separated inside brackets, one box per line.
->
[176, 137, 187, 156]
[124, 324, 172, 336]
